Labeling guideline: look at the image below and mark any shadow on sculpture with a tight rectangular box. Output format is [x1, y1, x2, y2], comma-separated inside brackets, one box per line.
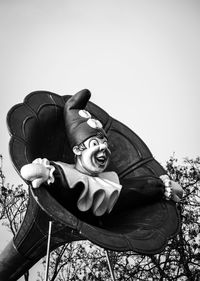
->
[0, 91, 180, 280]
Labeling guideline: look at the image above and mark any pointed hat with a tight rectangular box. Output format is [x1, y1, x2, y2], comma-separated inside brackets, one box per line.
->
[64, 89, 107, 148]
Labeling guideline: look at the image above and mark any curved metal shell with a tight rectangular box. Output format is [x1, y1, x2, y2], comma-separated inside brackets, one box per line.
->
[0, 91, 180, 280]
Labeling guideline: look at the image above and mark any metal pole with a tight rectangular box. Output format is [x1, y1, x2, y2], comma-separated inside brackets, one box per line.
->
[44, 221, 53, 281]
[105, 250, 116, 281]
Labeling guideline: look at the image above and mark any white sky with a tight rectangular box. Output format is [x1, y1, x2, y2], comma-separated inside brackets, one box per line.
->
[0, 0, 199, 279]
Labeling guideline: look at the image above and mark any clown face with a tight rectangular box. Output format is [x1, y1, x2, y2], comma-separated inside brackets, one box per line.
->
[73, 136, 111, 176]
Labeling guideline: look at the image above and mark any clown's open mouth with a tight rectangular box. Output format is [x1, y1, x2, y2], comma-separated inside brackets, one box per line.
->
[95, 154, 107, 166]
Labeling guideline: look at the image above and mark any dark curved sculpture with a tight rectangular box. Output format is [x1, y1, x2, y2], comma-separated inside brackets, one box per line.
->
[0, 91, 180, 280]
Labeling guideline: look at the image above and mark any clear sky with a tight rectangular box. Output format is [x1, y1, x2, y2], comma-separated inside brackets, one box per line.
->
[0, 0, 199, 279]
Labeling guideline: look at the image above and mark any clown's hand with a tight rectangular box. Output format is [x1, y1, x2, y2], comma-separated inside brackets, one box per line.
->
[160, 175, 183, 203]
[20, 158, 55, 188]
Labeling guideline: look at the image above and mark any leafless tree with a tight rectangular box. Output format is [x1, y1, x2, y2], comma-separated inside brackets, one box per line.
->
[0, 155, 29, 281]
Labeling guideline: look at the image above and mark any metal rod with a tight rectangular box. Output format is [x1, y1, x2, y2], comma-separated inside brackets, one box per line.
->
[44, 221, 53, 281]
[105, 250, 116, 281]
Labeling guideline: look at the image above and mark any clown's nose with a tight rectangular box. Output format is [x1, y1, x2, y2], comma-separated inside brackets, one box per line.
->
[99, 143, 107, 151]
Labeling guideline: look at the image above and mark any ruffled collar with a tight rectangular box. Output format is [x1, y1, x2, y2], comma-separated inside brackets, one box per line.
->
[55, 162, 122, 216]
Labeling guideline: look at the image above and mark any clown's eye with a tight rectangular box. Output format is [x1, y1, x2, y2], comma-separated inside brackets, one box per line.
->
[103, 141, 108, 147]
[89, 139, 99, 147]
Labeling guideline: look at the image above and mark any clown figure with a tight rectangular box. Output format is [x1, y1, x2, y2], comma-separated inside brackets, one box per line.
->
[21, 90, 183, 225]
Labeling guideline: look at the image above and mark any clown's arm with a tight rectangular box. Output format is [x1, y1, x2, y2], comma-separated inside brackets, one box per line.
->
[113, 175, 183, 212]
[20, 158, 183, 208]
[20, 159, 81, 209]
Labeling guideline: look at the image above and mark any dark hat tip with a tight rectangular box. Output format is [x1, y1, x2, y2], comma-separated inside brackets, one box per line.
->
[76, 88, 91, 99]
[65, 89, 91, 110]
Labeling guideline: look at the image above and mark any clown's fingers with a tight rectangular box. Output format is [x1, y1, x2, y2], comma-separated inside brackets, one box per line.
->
[20, 163, 49, 182]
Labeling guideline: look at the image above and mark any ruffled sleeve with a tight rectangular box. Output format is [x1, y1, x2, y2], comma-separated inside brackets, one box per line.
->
[32, 158, 55, 185]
